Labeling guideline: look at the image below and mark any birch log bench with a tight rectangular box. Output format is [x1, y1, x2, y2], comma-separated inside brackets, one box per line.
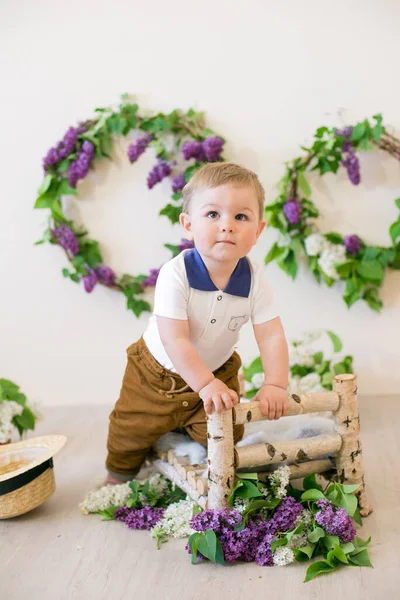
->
[148, 374, 372, 516]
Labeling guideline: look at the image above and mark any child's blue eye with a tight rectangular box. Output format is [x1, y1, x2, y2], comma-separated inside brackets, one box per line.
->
[235, 214, 247, 221]
[207, 211, 219, 219]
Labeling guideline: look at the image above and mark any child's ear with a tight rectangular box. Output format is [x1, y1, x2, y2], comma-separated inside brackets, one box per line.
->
[256, 219, 266, 240]
[179, 212, 194, 240]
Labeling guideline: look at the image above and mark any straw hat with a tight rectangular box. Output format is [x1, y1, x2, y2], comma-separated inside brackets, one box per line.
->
[0, 434, 66, 519]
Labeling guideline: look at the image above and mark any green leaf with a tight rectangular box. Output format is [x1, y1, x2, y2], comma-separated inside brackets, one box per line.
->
[389, 220, 400, 244]
[126, 298, 151, 318]
[304, 560, 336, 582]
[79, 239, 103, 268]
[356, 260, 384, 284]
[205, 529, 217, 562]
[351, 123, 367, 142]
[322, 534, 341, 550]
[301, 489, 326, 502]
[303, 473, 323, 492]
[171, 192, 183, 202]
[297, 171, 311, 197]
[13, 406, 35, 431]
[308, 527, 325, 543]
[325, 232, 344, 244]
[342, 483, 361, 494]
[159, 204, 181, 224]
[333, 489, 357, 517]
[184, 164, 202, 183]
[293, 544, 316, 561]
[331, 545, 349, 564]
[188, 533, 200, 564]
[326, 331, 343, 352]
[58, 179, 77, 196]
[352, 506, 363, 526]
[348, 549, 373, 567]
[236, 472, 259, 480]
[195, 533, 215, 562]
[395, 198, 400, 210]
[335, 260, 355, 279]
[0, 379, 20, 398]
[341, 542, 355, 554]
[38, 174, 53, 196]
[325, 485, 338, 501]
[97, 506, 118, 520]
[264, 242, 288, 265]
[234, 479, 263, 499]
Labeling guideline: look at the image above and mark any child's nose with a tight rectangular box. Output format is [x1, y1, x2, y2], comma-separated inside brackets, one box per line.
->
[220, 218, 234, 233]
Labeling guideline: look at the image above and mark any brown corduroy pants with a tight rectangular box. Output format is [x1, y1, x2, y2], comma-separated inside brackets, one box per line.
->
[106, 337, 244, 480]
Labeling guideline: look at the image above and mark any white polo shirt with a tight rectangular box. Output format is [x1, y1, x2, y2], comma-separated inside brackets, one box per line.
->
[142, 248, 279, 373]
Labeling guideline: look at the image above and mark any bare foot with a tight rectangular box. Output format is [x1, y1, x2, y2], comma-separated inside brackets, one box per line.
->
[103, 473, 125, 487]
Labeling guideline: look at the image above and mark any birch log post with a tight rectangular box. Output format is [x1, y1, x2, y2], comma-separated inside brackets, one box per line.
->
[332, 374, 372, 516]
[207, 408, 235, 509]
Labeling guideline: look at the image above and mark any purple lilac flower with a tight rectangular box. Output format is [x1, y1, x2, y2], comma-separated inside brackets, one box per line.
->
[143, 268, 161, 287]
[178, 239, 195, 252]
[128, 134, 152, 163]
[344, 234, 362, 255]
[67, 142, 95, 188]
[114, 505, 164, 530]
[171, 173, 186, 193]
[147, 161, 172, 189]
[191, 509, 242, 535]
[315, 498, 356, 543]
[52, 224, 80, 256]
[82, 267, 97, 293]
[202, 136, 224, 162]
[265, 496, 304, 535]
[336, 126, 360, 185]
[255, 533, 275, 566]
[43, 125, 86, 172]
[283, 198, 302, 225]
[95, 264, 116, 286]
[181, 141, 205, 162]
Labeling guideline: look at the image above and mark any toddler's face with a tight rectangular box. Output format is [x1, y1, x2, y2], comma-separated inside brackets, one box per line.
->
[180, 183, 265, 263]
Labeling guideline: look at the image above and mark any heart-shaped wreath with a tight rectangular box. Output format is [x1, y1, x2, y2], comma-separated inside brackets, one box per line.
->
[34, 95, 226, 317]
[264, 114, 400, 311]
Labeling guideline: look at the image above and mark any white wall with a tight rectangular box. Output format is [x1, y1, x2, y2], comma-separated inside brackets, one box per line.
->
[1, 0, 400, 407]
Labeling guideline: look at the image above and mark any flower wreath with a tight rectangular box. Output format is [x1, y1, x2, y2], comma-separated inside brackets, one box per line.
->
[264, 114, 400, 311]
[34, 95, 226, 317]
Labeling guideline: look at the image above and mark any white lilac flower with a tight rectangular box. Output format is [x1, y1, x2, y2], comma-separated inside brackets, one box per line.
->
[151, 499, 195, 540]
[289, 346, 314, 367]
[79, 482, 132, 514]
[297, 373, 324, 394]
[244, 380, 254, 392]
[273, 546, 295, 566]
[288, 509, 313, 549]
[25, 398, 44, 421]
[0, 400, 23, 444]
[304, 233, 328, 257]
[234, 497, 250, 513]
[251, 372, 265, 389]
[318, 243, 347, 280]
[269, 465, 290, 499]
[79, 474, 170, 514]
[298, 330, 322, 345]
[288, 375, 301, 395]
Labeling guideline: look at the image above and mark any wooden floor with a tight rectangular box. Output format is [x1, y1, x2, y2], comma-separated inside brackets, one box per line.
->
[1, 397, 399, 600]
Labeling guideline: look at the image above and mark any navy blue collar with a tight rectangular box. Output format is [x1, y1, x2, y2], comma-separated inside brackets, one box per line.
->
[183, 248, 251, 298]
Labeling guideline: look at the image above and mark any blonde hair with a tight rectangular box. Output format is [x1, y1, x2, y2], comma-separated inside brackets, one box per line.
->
[182, 162, 265, 220]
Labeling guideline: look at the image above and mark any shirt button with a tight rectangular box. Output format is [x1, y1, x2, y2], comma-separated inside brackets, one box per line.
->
[182, 401, 189, 407]
[217, 295, 222, 301]
[211, 319, 216, 324]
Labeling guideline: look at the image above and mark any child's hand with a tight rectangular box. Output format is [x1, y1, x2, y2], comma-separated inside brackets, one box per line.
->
[199, 378, 239, 415]
[254, 384, 289, 420]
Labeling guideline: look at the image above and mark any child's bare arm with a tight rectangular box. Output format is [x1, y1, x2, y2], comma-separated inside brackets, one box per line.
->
[253, 316, 289, 420]
[157, 316, 238, 414]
